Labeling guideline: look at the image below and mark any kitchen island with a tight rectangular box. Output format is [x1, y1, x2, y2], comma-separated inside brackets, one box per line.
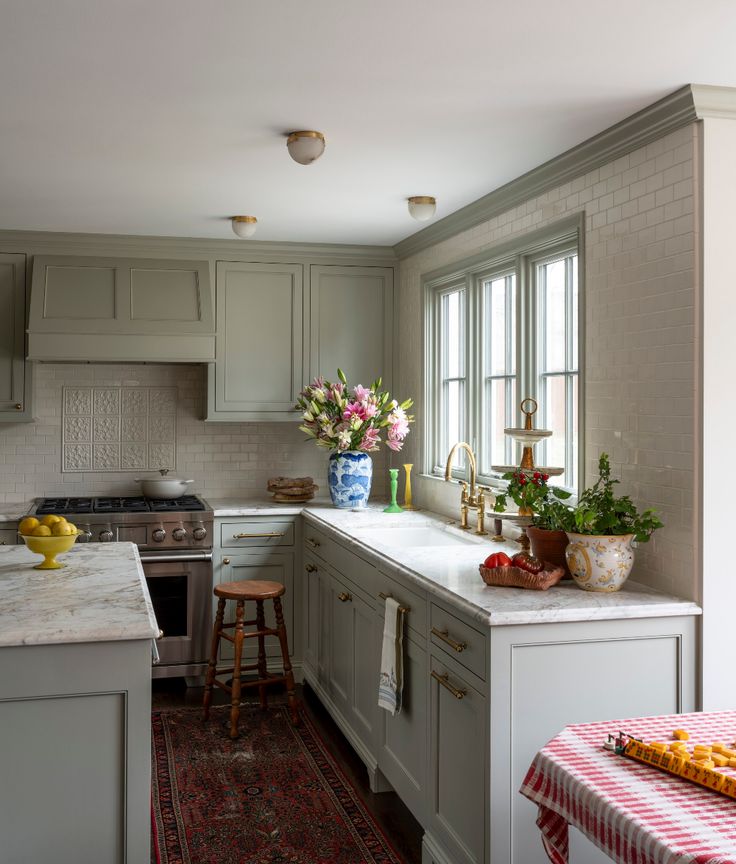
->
[0, 542, 158, 864]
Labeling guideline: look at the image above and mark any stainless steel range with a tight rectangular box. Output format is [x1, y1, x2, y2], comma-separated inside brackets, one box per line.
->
[32, 495, 214, 681]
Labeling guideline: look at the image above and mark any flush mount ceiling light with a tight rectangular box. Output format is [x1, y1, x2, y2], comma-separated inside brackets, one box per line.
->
[231, 216, 258, 239]
[407, 196, 437, 222]
[286, 130, 326, 165]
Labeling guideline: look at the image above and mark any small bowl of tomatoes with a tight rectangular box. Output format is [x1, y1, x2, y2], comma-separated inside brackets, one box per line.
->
[479, 551, 564, 591]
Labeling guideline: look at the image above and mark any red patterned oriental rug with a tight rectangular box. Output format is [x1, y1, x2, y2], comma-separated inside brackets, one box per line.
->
[151, 704, 404, 864]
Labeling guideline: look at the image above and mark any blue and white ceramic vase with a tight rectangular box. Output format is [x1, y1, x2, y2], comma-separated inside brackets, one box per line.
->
[328, 451, 373, 509]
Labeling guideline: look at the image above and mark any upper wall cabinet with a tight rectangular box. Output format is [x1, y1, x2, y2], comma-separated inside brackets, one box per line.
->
[206, 261, 394, 422]
[28, 255, 214, 362]
[310, 265, 393, 389]
[207, 261, 307, 421]
[0, 253, 32, 422]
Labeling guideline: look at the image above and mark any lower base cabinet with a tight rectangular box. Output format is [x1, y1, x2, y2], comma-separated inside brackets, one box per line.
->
[301, 517, 698, 864]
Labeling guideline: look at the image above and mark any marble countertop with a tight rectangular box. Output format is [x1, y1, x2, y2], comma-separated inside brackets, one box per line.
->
[207, 496, 332, 516]
[0, 542, 159, 647]
[300, 504, 702, 628]
[0, 502, 33, 523]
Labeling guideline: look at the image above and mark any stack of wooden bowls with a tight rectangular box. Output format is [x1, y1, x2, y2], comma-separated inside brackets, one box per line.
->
[267, 476, 319, 503]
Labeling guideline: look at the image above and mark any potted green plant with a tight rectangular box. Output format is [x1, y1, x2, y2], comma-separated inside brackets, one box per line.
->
[564, 453, 663, 593]
[493, 470, 573, 573]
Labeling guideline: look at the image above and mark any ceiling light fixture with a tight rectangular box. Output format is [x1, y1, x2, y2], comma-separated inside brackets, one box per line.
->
[407, 196, 437, 222]
[286, 130, 326, 165]
[231, 216, 258, 239]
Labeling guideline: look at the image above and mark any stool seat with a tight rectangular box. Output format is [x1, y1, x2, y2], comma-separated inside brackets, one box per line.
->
[214, 580, 286, 600]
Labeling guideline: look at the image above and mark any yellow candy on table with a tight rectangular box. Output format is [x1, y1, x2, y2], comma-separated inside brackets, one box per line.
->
[712, 753, 729, 767]
[669, 742, 687, 751]
[650, 742, 668, 753]
[673, 729, 690, 741]
[728, 757, 736, 768]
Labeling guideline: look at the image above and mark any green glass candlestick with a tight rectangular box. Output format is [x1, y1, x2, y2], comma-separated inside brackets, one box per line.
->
[384, 468, 403, 513]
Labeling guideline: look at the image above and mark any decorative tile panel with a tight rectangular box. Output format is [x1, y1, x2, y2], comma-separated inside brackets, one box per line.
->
[62, 386, 177, 473]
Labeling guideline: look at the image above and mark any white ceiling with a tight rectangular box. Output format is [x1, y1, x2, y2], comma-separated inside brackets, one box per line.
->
[1, 0, 734, 246]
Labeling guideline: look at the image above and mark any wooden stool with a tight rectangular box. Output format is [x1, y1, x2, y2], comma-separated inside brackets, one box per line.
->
[202, 579, 299, 738]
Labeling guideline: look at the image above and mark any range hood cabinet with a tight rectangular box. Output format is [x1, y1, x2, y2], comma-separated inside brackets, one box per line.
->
[27, 255, 215, 362]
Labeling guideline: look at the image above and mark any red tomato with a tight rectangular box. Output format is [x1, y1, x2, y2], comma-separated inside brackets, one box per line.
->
[483, 551, 513, 568]
[511, 552, 544, 574]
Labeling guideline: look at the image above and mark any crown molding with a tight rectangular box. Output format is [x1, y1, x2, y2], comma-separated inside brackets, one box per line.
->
[394, 85, 699, 260]
[0, 229, 397, 265]
[691, 84, 736, 119]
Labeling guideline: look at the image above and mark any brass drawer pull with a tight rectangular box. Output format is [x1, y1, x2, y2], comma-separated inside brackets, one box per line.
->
[431, 670, 467, 700]
[232, 531, 285, 539]
[378, 591, 410, 614]
[338, 592, 352, 603]
[431, 626, 467, 653]
[223, 557, 231, 565]
[305, 563, 318, 573]
[14, 404, 22, 410]
[305, 537, 321, 549]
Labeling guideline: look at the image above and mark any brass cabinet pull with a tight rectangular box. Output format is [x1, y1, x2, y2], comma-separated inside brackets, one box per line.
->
[305, 563, 318, 573]
[431, 626, 467, 653]
[233, 531, 285, 539]
[431, 670, 467, 700]
[222, 557, 231, 565]
[14, 404, 22, 410]
[305, 537, 320, 549]
[157, 629, 165, 639]
[378, 591, 410, 614]
[338, 592, 352, 603]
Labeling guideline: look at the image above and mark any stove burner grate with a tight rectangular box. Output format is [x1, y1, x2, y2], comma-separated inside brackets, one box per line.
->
[35, 495, 207, 516]
[35, 497, 94, 515]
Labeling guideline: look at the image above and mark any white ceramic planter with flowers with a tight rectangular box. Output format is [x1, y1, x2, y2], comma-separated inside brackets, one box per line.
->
[296, 369, 413, 509]
[565, 533, 635, 592]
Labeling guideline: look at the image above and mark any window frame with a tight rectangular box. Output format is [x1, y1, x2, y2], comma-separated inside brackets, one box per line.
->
[422, 214, 585, 495]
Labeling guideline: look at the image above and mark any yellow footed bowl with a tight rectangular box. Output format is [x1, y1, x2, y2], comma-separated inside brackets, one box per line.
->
[20, 532, 81, 569]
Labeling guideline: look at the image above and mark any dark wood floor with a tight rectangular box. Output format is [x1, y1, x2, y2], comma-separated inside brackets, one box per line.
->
[152, 678, 423, 864]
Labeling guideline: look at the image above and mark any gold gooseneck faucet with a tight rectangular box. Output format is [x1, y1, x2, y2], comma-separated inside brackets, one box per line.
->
[444, 442, 488, 535]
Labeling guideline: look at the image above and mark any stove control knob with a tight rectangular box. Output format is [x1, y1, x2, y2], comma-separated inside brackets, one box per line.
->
[172, 527, 187, 542]
[152, 528, 166, 543]
[192, 525, 207, 541]
[99, 529, 114, 543]
[77, 526, 92, 543]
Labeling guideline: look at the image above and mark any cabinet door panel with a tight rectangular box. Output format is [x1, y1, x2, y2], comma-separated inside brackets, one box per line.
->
[430, 657, 485, 864]
[219, 551, 294, 662]
[351, 595, 380, 748]
[0, 253, 30, 419]
[310, 266, 392, 388]
[213, 262, 304, 415]
[379, 635, 427, 823]
[327, 574, 354, 717]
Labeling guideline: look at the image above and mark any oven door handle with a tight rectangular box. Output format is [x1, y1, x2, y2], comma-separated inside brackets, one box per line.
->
[140, 551, 213, 564]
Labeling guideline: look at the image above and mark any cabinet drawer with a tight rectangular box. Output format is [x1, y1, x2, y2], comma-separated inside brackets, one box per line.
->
[374, 571, 426, 638]
[430, 603, 486, 682]
[219, 519, 294, 548]
[304, 524, 380, 606]
[0, 527, 17, 545]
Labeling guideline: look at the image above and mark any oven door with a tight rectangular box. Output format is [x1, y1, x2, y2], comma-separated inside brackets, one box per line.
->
[140, 550, 212, 677]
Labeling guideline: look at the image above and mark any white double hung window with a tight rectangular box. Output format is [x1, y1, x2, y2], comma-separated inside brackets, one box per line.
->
[424, 221, 582, 492]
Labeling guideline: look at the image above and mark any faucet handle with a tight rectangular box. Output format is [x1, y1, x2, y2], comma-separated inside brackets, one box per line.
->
[459, 480, 469, 504]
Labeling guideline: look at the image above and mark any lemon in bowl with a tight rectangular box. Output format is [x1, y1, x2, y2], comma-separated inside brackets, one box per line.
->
[20, 515, 81, 569]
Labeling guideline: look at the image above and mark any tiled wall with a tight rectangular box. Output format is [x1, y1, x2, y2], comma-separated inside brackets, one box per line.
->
[397, 124, 698, 600]
[0, 363, 387, 503]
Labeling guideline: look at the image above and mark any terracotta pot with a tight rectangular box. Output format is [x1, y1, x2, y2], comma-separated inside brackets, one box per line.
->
[527, 526, 572, 578]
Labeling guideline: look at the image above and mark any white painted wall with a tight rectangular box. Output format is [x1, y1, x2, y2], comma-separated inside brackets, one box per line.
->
[699, 116, 736, 709]
[396, 124, 698, 602]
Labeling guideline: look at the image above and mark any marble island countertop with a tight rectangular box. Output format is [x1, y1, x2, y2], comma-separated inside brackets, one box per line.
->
[300, 504, 703, 628]
[0, 542, 159, 647]
[207, 496, 333, 516]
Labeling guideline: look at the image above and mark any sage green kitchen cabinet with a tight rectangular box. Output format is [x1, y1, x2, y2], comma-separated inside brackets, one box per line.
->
[207, 262, 306, 420]
[28, 255, 214, 362]
[309, 265, 393, 387]
[216, 550, 295, 663]
[0, 253, 32, 421]
[0, 526, 18, 545]
[304, 555, 329, 687]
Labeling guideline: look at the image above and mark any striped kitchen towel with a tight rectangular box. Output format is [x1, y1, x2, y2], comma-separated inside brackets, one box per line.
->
[378, 596, 404, 716]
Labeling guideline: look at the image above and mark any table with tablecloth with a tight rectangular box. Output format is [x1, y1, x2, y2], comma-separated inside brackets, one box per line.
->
[520, 710, 736, 864]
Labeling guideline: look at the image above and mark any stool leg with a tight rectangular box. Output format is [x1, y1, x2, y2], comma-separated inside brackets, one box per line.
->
[273, 596, 299, 725]
[256, 599, 268, 710]
[203, 597, 226, 721]
[229, 598, 246, 739]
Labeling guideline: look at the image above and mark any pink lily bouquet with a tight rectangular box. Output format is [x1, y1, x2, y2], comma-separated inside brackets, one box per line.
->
[297, 369, 413, 453]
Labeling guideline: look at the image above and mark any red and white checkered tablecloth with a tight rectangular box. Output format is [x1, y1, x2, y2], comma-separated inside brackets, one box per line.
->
[520, 711, 736, 864]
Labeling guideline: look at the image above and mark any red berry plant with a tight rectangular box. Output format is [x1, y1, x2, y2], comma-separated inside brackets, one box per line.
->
[492, 469, 571, 516]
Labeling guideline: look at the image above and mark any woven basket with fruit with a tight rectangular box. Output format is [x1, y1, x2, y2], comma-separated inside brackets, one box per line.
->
[18, 514, 82, 570]
[479, 551, 565, 591]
